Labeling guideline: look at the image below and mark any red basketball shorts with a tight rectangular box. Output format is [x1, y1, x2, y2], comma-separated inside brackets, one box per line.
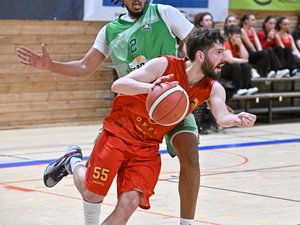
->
[85, 130, 161, 209]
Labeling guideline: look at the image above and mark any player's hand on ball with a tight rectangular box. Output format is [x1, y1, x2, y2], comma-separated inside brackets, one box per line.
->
[152, 74, 177, 88]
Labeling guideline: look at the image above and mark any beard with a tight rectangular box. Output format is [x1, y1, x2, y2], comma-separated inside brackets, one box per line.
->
[124, 2, 147, 19]
[201, 57, 220, 80]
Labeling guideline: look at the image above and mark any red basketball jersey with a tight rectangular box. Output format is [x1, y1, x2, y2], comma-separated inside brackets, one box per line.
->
[103, 56, 215, 146]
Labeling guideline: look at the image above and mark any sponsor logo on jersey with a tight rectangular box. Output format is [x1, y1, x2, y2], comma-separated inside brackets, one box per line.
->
[142, 24, 152, 31]
[129, 55, 147, 71]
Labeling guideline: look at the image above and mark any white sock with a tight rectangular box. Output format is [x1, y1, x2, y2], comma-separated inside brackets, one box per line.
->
[83, 200, 101, 225]
[180, 218, 194, 225]
[70, 157, 83, 174]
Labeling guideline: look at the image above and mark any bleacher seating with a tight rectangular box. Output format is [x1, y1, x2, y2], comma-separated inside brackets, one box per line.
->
[0, 9, 299, 129]
[229, 77, 300, 123]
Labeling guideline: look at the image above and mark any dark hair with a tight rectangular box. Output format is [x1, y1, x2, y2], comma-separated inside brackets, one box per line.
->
[239, 13, 252, 27]
[228, 25, 241, 35]
[223, 15, 237, 37]
[262, 16, 275, 37]
[298, 14, 300, 28]
[275, 16, 287, 31]
[186, 28, 224, 61]
[193, 12, 214, 28]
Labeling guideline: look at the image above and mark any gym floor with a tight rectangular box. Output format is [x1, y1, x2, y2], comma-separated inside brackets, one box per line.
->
[0, 122, 299, 225]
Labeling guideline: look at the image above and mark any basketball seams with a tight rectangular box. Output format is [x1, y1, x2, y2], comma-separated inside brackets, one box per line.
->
[176, 89, 189, 124]
[148, 85, 183, 118]
[149, 85, 189, 126]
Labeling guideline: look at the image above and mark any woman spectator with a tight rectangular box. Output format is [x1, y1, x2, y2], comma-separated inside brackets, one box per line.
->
[276, 16, 300, 76]
[194, 12, 214, 28]
[292, 14, 300, 51]
[223, 15, 238, 39]
[240, 13, 289, 78]
[224, 15, 260, 78]
[258, 16, 296, 76]
[222, 25, 258, 96]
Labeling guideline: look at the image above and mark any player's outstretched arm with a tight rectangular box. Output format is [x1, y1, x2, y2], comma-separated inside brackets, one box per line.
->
[208, 82, 256, 128]
[16, 44, 106, 78]
[17, 44, 52, 70]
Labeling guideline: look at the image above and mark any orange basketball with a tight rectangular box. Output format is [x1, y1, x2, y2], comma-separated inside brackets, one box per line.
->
[146, 82, 190, 126]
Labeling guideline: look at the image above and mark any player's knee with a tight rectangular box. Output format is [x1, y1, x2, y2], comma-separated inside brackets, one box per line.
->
[117, 191, 140, 217]
[82, 189, 104, 203]
[172, 133, 199, 166]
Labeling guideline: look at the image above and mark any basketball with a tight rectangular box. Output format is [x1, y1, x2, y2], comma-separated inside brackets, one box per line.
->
[146, 82, 190, 126]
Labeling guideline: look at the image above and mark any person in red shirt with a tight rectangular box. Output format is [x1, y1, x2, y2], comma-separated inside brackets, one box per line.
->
[240, 13, 290, 78]
[258, 16, 296, 76]
[222, 25, 258, 96]
[276, 17, 300, 76]
[293, 14, 300, 51]
[43, 28, 256, 225]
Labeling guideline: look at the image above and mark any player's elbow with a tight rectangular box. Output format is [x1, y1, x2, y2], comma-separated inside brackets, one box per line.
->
[111, 80, 120, 93]
[111, 78, 126, 93]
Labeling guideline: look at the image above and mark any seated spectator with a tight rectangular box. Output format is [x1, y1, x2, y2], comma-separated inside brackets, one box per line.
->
[258, 16, 296, 76]
[222, 25, 258, 97]
[240, 13, 290, 78]
[292, 14, 300, 51]
[276, 16, 300, 76]
[223, 15, 260, 78]
[194, 12, 214, 28]
[223, 15, 238, 39]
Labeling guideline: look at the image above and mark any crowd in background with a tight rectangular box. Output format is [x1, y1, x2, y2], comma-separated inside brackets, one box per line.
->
[180, 12, 300, 134]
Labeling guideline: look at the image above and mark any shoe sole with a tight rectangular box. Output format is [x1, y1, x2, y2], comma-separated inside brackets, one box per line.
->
[43, 148, 82, 188]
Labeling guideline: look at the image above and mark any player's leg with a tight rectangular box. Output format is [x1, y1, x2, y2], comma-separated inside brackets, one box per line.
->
[103, 145, 161, 224]
[101, 190, 141, 225]
[43, 145, 104, 225]
[165, 114, 200, 223]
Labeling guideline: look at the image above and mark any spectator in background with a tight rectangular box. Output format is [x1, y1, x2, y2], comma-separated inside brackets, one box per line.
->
[194, 12, 214, 28]
[292, 14, 300, 51]
[258, 16, 296, 76]
[240, 13, 290, 79]
[223, 15, 260, 78]
[276, 16, 300, 76]
[221, 25, 258, 97]
[223, 15, 238, 39]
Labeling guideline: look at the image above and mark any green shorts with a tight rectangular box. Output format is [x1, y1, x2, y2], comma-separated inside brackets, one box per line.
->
[165, 113, 199, 158]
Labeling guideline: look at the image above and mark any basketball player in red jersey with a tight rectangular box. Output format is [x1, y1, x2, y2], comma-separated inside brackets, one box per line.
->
[43, 28, 256, 225]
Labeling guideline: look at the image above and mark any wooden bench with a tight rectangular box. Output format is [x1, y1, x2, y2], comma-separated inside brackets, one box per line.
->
[251, 76, 300, 91]
[231, 92, 300, 123]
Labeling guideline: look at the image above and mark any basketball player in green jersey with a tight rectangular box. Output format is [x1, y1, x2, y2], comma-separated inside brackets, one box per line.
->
[17, 1, 198, 224]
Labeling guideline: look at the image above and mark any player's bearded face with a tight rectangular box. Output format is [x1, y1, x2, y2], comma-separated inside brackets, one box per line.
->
[201, 55, 222, 80]
[124, 0, 147, 18]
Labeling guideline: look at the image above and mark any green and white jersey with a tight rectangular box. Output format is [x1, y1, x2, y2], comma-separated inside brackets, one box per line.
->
[93, 4, 193, 77]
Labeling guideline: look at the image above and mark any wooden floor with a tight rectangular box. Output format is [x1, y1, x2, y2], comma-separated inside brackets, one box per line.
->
[0, 122, 300, 225]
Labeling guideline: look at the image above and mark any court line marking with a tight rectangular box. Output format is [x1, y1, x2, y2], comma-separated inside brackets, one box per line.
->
[0, 138, 299, 169]
[0, 183, 221, 225]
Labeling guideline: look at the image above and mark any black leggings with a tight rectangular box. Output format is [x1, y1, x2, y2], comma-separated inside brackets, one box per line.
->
[221, 63, 252, 92]
[273, 46, 296, 72]
[248, 48, 282, 76]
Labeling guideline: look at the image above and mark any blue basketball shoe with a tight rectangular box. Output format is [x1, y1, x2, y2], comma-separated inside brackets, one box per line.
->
[43, 145, 82, 188]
